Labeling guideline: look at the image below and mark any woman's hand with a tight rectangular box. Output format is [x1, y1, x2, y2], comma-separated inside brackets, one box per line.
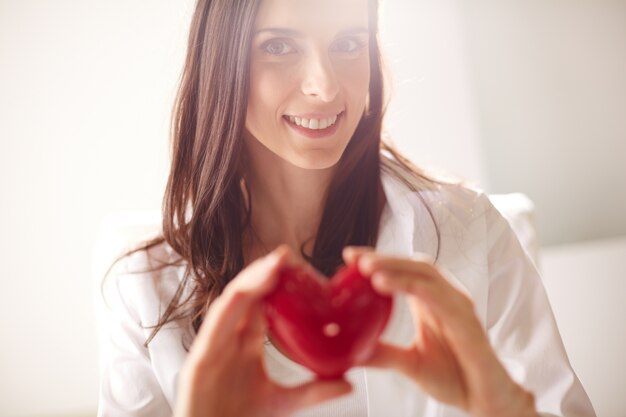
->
[343, 247, 538, 417]
[174, 245, 352, 417]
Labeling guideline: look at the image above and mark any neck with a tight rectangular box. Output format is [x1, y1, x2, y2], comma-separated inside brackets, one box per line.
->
[242, 138, 337, 260]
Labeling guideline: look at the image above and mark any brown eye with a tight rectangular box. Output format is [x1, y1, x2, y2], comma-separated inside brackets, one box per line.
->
[262, 39, 295, 56]
[331, 38, 364, 53]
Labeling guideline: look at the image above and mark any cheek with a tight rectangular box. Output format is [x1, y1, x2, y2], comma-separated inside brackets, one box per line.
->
[337, 59, 371, 111]
[248, 64, 294, 119]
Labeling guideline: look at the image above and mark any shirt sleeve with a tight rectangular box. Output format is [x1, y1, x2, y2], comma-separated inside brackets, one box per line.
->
[96, 259, 172, 417]
[484, 198, 596, 417]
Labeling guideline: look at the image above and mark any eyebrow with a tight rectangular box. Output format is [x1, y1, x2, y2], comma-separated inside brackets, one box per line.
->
[253, 27, 369, 38]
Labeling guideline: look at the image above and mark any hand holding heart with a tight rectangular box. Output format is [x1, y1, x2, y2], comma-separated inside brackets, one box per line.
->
[173, 245, 352, 417]
[343, 246, 539, 417]
[174, 244, 539, 417]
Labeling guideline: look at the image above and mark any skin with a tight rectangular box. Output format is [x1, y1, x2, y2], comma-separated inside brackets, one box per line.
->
[345, 247, 539, 417]
[174, 0, 540, 415]
[174, 246, 352, 417]
[242, 0, 370, 259]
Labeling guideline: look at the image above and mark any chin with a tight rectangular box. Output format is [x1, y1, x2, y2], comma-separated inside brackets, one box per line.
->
[289, 150, 343, 170]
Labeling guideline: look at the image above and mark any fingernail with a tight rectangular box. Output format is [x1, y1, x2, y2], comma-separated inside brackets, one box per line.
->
[267, 247, 283, 263]
[372, 272, 385, 286]
[359, 255, 373, 273]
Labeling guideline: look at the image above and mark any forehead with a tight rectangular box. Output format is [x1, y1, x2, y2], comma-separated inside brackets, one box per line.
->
[254, 0, 370, 33]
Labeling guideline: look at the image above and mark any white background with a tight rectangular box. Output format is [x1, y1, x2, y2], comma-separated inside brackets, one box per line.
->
[1, 1, 624, 416]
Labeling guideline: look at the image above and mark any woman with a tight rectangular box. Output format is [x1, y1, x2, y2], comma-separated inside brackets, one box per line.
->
[97, 0, 596, 416]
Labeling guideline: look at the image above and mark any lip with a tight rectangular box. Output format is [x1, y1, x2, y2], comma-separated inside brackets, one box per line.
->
[287, 111, 343, 119]
[283, 112, 343, 140]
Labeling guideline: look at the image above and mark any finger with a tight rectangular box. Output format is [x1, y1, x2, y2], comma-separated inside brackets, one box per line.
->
[362, 254, 473, 313]
[239, 299, 269, 355]
[357, 252, 437, 278]
[371, 271, 493, 368]
[342, 246, 375, 266]
[281, 245, 310, 269]
[275, 378, 353, 415]
[363, 341, 417, 373]
[227, 244, 292, 298]
[192, 245, 290, 353]
[292, 258, 329, 282]
[371, 270, 470, 328]
[271, 245, 330, 282]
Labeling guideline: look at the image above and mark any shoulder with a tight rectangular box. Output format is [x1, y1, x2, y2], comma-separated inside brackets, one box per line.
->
[421, 182, 490, 220]
[379, 155, 526, 262]
[102, 239, 187, 327]
[389, 169, 538, 269]
[380, 155, 493, 226]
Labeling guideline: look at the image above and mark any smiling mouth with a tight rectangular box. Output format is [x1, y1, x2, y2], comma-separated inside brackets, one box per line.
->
[283, 111, 344, 131]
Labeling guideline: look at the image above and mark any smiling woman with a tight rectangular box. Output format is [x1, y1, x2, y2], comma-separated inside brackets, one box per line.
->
[245, 0, 371, 170]
[96, 0, 595, 416]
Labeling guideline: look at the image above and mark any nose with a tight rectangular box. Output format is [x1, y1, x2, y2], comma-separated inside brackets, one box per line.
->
[300, 52, 340, 102]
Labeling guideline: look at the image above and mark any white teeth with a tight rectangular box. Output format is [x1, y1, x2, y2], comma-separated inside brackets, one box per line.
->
[287, 113, 340, 130]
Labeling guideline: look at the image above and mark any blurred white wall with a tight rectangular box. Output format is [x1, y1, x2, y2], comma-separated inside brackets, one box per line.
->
[0, 1, 193, 416]
[379, 0, 487, 186]
[541, 237, 626, 417]
[461, 0, 626, 246]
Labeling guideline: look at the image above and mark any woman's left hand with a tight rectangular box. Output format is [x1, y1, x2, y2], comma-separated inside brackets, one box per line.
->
[343, 247, 539, 417]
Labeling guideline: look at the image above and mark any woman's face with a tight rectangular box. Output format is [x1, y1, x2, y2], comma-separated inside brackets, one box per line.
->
[245, 0, 371, 170]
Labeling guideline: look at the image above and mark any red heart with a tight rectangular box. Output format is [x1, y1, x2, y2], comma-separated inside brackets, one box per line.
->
[264, 264, 393, 379]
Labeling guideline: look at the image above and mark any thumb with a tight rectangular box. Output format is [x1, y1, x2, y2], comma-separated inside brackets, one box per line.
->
[363, 341, 417, 373]
[276, 378, 352, 415]
[342, 246, 375, 266]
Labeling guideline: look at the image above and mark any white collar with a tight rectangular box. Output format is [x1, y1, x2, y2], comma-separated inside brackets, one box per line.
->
[377, 169, 417, 257]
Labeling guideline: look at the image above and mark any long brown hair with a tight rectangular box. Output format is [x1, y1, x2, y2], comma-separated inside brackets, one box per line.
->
[102, 0, 441, 348]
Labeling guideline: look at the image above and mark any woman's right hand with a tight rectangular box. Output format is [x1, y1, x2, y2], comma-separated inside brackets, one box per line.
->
[173, 245, 352, 417]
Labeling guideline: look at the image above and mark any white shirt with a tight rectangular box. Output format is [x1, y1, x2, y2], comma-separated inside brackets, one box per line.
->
[97, 164, 596, 417]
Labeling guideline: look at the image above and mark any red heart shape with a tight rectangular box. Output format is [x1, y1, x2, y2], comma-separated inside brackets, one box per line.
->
[264, 264, 393, 379]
